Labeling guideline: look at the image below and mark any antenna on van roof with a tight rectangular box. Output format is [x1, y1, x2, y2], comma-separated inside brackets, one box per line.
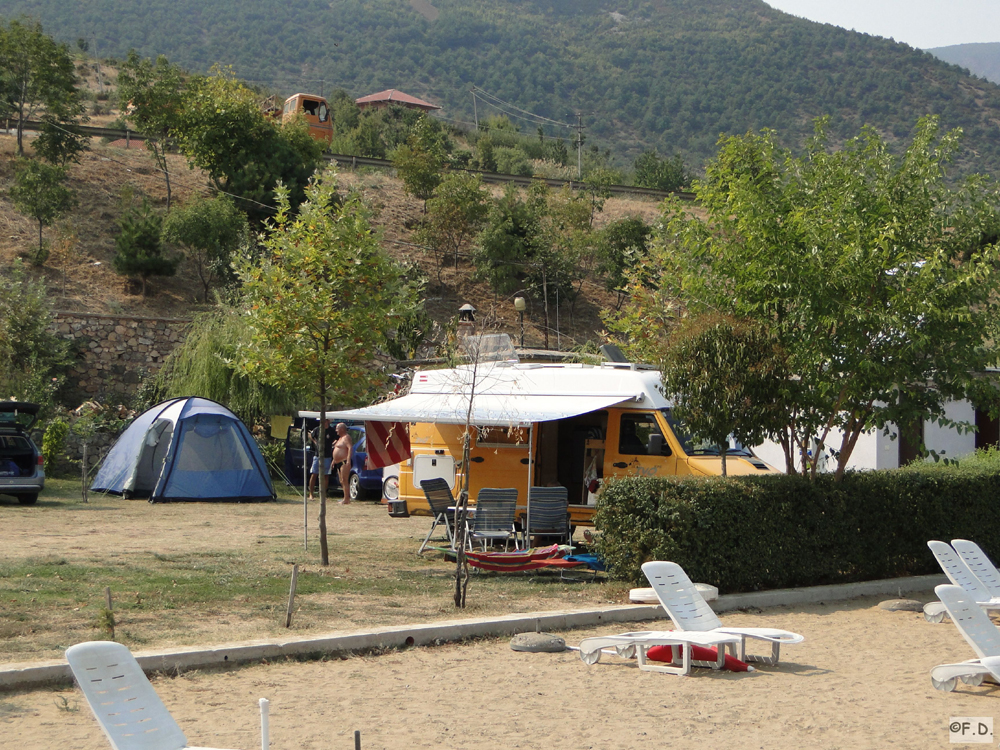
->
[599, 343, 629, 363]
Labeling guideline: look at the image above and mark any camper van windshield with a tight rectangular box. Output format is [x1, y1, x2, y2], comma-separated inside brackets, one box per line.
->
[660, 408, 753, 457]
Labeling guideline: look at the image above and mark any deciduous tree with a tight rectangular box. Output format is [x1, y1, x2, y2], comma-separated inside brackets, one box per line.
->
[473, 183, 549, 297]
[416, 172, 489, 278]
[9, 158, 75, 263]
[0, 18, 85, 158]
[596, 216, 652, 310]
[659, 315, 788, 476]
[235, 169, 420, 565]
[162, 195, 248, 301]
[174, 67, 323, 222]
[155, 301, 300, 427]
[0, 260, 70, 405]
[391, 117, 446, 206]
[117, 51, 186, 210]
[633, 150, 690, 192]
[619, 116, 1000, 478]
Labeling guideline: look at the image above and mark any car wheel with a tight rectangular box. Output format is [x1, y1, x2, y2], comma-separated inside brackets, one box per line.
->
[17, 493, 38, 506]
[382, 475, 400, 501]
[348, 472, 367, 501]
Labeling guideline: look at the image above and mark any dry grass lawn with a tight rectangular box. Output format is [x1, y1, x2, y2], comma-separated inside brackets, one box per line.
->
[0, 479, 628, 666]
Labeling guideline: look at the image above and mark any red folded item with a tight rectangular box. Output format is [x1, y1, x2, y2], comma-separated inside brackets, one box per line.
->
[646, 644, 751, 672]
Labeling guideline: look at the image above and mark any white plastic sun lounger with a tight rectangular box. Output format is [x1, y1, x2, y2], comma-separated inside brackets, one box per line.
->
[923, 541, 1000, 623]
[641, 561, 804, 665]
[952, 539, 1000, 597]
[66, 641, 243, 750]
[929, 584, 1000, 691]
[577, 630, 743, 676]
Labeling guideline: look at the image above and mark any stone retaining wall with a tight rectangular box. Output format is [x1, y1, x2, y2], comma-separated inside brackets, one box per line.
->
[52, 312, 190, 404]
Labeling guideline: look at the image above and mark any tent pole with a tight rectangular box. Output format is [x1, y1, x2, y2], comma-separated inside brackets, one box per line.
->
[302, 420, 308, 551]
[525, 423, 533, 549]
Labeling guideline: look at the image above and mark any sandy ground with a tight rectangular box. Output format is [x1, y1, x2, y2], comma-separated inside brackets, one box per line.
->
[4, 594, 998, 750]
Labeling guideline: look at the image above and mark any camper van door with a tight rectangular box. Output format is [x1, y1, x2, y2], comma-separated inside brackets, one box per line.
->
[605, 408, 688, 480]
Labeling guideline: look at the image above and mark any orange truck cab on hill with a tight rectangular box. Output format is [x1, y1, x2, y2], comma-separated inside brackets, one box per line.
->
[282, 93, 332, 144]
[327, 361, 778, 528]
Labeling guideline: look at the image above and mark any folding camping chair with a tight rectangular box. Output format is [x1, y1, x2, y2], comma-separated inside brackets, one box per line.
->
[468, 488, 518, 551]
[521, 486, 572, 548]
[418, 477, 458, 554]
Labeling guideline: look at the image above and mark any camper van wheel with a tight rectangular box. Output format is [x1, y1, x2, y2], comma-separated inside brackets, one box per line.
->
[348, 472, 367, 502]
[16, 493, 37, 506]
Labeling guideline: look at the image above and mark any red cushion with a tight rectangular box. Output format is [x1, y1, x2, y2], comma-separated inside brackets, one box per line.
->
[646, 644, 751, 672]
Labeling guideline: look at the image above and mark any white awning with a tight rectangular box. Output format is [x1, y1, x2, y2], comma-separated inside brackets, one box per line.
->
[302, 390, 638, 426]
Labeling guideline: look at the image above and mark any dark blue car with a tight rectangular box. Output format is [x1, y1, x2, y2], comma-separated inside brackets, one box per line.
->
[283, 419, 383, 501]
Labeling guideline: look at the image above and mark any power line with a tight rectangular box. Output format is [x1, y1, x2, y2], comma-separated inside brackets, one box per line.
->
[471, 86, 576, 130]
[41, 119, 281, 212]
[431, 112, 577, 143]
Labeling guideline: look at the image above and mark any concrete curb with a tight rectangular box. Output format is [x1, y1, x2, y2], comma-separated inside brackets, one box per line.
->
[0, 573, 946, 692]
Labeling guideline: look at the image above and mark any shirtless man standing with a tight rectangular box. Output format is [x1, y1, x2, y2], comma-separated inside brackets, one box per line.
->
[332, 422, 353, 504]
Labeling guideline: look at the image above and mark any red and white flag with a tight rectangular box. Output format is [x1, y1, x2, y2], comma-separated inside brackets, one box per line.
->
[365, 421, 411, 469]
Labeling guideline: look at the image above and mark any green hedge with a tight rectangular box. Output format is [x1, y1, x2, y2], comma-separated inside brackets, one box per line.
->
[593, 460, 1000, 591]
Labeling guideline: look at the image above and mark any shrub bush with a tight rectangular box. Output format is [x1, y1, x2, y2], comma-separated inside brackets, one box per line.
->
[594, 459, 1000, 591]
[255, 438, 286, 482]
[41, 418, 69, 475]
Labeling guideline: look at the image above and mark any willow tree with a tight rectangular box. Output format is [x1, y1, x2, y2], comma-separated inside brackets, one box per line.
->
[155, 301, 299, 427]
[235, 168, 419, 564]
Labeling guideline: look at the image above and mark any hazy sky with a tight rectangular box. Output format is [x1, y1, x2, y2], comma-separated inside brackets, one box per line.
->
[763, 1, 1000, 49]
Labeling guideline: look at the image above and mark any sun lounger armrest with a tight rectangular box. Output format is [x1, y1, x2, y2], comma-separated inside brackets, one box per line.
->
[715, 627, 804, 644]
[981, 655, 1000, 682]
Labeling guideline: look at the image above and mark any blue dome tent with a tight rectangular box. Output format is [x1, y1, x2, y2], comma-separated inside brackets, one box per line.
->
[91, 397, 276, 502]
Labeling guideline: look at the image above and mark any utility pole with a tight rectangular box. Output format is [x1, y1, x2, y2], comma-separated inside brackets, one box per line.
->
[542, 267, 549, 350]
[472, 89, 478, 129]
[576, 112, 583, 179]
[92, 32, 105, 96]
[555, 275, 560, 351]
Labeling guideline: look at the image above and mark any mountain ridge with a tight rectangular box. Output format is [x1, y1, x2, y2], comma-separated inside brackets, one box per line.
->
[5, 0, 1000, 175]
[928, 42, 1000, 85]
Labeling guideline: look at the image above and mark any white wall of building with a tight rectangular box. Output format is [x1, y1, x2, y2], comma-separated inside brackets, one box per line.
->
[922, 399, 976, 464]
[753, 398, 980, 473]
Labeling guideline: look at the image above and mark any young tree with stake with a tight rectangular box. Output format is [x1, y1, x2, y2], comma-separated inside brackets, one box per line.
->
[235, 168, 419, 565]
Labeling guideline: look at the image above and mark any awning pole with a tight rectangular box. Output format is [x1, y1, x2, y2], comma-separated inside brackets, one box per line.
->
[525, 423, 533, 550]
[303, 421, 308, 551]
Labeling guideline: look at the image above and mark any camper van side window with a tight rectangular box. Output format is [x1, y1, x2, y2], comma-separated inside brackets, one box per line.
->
[618, 414, 670, 456]
[476, 425, 528, 448]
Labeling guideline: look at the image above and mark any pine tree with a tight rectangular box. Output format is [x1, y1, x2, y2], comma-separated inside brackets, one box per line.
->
[112, 201, 178, 297]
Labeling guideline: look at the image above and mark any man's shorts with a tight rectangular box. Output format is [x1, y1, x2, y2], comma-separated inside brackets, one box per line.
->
[333, 461, 345, 473]
[310, 457, 333, 475]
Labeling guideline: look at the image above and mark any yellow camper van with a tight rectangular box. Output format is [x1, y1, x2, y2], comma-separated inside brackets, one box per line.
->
[328, 361, 777, 527]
